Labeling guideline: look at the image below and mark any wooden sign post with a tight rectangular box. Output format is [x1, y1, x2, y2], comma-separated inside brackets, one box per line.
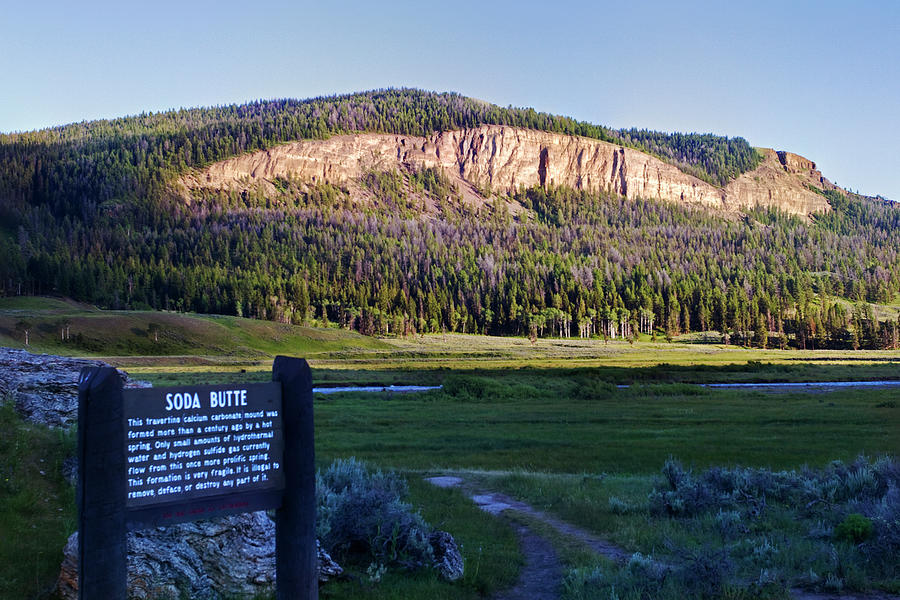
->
[77, 356, 315, 600]
[77, 365, 127, 599]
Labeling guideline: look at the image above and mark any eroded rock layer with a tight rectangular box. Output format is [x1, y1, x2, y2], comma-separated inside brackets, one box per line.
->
[182, 125, 833, 217]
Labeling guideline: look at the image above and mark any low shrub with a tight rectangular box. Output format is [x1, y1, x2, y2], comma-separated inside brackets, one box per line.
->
[563, 553, 672, 600]
[564, 549, 742, 600]
[317, 458, 434, 570]
[641, 455, 900, 593]
[440, 374, 535, 402]
[629, 383, 710, 397]
[571, 377, 617, 400]
[674, 544, 735, 599]
[561, 565, 606, 600]
[835, 513, 873, 544]
[648, 458, 730, 517]
[648, 456, 899, 520]
[715, 509, 746, 540]
[860, 485, 900, 572]
[607, 496, 631, 515]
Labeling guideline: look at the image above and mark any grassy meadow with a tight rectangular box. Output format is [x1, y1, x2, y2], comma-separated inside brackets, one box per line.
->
[0, 401, 76, 600]
[311, 374, 899, 473]
[0, 296, 389, 358]
[2, 298, 899, 598]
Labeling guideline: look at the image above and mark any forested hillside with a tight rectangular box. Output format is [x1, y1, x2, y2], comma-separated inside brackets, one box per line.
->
[0, 88, 757, 223]
[1, 89, 898, 349]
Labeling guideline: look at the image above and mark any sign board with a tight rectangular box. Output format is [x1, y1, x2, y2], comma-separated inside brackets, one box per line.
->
[122, 382, 285, 529]
[77, 356, 317, 600]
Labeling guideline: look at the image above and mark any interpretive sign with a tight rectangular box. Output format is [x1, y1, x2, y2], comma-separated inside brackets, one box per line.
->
[123, 382, 285, 528]
[77, 356, 317, 600]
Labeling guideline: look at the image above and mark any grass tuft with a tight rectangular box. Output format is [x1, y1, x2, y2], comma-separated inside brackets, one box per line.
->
[0, 396, 76, 600]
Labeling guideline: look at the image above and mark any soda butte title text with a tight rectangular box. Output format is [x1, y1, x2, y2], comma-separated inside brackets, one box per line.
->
[124, 387, 280, 503]
[165, 389, 248, 411]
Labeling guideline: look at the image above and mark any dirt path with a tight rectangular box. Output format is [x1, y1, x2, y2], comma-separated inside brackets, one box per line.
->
[467, 489, 631, 563]
[425, 475, 899, 600]
[426, 475, 624, 600]
[493, 521, 561, 600]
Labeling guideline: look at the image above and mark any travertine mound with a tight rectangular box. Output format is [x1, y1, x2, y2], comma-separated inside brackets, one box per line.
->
[56, 513, 344, 600]
[182, 125, 834, 218]
[0, 347, 150, 428]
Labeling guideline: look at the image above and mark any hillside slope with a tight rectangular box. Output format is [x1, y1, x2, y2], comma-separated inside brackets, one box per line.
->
[182, 125, 831, 218]
[1, 90, 898, 348]
[0, 297, 389, 358]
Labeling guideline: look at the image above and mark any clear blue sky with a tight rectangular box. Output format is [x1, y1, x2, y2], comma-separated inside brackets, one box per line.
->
[2, 0, 898, 199]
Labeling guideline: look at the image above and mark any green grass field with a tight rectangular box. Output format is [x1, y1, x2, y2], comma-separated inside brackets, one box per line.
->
[115, 356, 900, 599]
[313, 375, 899, 473]
[2, 299, 900, 599]
[0, 402, 76, 600]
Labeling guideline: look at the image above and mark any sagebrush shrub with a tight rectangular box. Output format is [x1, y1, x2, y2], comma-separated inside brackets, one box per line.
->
[674, 544, 735, 599]
[562, 553, 671, 600]
[873, 455, 900, 489]
[607, 496, 631, 515]
[625, 552, 668, 583]
[649, 456, 899, 520]
[639, 456, 899, 595]
[714, 509, 745, 539]
[860, 485, 900, 570]
[649, 459, 733, 517]
[316, 458, 434, 569]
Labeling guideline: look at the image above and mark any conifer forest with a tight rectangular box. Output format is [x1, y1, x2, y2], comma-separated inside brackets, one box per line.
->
[2, 89, 898, 349]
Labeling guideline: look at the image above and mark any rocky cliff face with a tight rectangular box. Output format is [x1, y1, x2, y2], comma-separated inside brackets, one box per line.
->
[725, 148, 835, 217]
[182, 125, 833, 218]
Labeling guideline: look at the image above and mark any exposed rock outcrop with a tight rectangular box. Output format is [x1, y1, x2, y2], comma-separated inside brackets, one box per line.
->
[0, 347, 150, 428]
[182, 125, 834, 218]
[726, 148, 834, 216]
[429, 530, 465, 581]
[55, 513, 343, 599]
